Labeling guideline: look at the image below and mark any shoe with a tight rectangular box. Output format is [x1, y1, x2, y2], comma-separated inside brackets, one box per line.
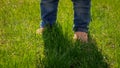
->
[36, 28, 44, 34]
[73, 32, 88, 43]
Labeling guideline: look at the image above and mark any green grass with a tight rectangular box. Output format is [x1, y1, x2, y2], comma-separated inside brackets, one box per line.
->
[0, 0, 120, 68]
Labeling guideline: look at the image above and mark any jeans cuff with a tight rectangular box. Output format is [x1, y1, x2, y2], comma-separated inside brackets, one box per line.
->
[40, 21, 45, 28]
[73, 27, 88, 33]
[40, 21, 55, 28]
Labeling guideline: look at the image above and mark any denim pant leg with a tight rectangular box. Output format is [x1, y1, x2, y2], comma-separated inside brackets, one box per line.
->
[72, 0, 91, 33]
[40, 0, 59, 28]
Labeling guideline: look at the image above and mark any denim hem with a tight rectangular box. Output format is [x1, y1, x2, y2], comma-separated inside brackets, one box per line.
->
[73, 27, 88, 33]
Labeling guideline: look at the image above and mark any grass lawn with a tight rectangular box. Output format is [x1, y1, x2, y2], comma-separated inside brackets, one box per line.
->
[0, 0, 120, 68]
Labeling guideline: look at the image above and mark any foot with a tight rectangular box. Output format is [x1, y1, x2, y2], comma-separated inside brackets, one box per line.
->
[73, 32, 88, 43]
[36, 28, 44, 34]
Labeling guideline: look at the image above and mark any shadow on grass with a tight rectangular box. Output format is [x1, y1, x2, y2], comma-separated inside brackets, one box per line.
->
[36, 24, 108, 68]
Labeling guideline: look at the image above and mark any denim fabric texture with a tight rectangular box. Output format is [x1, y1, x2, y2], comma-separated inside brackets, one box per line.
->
[40, 0, 91, 33]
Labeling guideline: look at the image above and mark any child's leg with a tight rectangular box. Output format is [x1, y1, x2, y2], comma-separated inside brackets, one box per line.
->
[40, 0, 59, 28]
[72, 0, 91, 33]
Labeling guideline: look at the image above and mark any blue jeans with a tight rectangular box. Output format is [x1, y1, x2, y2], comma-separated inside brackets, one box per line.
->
[40, 0, 91, 33]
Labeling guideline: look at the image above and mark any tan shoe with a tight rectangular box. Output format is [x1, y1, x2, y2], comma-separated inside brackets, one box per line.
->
[36, 28, 44, 34]
[73, 32, 88, 43]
